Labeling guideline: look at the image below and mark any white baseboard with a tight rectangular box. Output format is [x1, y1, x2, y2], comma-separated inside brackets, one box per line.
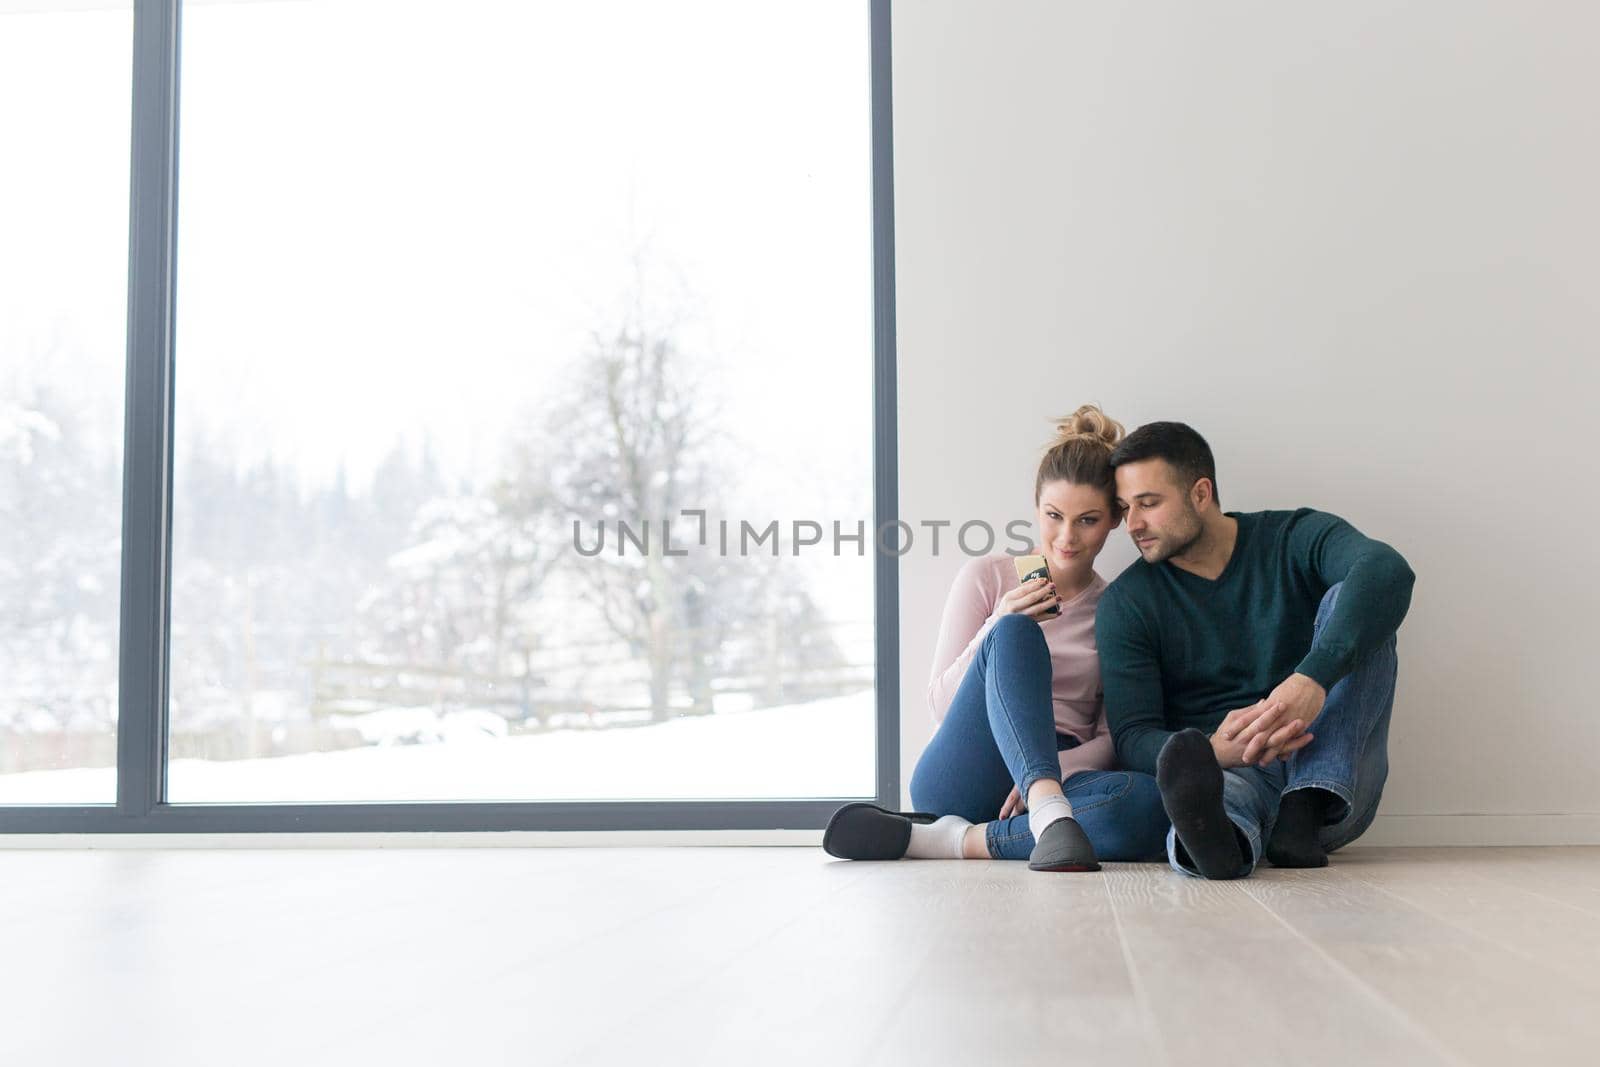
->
[3, 814, 1598, 850]
[1355, 812, 1600, 847]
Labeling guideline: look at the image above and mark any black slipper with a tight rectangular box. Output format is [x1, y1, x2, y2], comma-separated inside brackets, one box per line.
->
[1028, 816, 1101, 872]
[822, 803, 939, 860]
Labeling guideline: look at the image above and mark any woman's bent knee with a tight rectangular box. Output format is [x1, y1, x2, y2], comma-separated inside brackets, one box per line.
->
[992, 612, 1039, 634]
[989, 612, 1046, 650]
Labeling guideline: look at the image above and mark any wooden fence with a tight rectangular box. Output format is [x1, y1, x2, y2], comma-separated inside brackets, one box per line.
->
[307, 618, 875, 730]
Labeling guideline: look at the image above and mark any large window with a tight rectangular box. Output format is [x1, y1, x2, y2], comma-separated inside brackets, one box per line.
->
[0, 0, 897, 828]
[0, 2, 132, 804]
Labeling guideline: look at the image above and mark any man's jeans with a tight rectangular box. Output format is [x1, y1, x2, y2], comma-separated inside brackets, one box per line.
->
[1166, 581, 1399, 878]
[911, 613, 1170, 862]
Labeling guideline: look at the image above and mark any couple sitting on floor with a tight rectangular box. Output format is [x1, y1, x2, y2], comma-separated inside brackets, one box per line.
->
[824, 405, 1415, 879]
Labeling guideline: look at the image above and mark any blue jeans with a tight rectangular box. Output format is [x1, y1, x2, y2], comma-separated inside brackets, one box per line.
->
[1166, 581, 1399, 878]
[910, 613, 1170, 862]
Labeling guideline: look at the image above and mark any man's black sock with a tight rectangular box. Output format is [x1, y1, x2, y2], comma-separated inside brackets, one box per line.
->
[1266, 789, 1331, 868]
[1156, 729, 1246, 880]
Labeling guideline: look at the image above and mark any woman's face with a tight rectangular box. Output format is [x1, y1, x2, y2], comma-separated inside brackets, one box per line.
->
[1035, 479, 1119, 583]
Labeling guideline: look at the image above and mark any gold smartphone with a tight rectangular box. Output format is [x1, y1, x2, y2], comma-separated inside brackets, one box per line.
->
[1012, 554, 1060, 616]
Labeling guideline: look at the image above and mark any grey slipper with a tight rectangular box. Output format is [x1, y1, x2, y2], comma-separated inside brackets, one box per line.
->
[1028, 816, 1101, 872]
[822, 803, 939, 860]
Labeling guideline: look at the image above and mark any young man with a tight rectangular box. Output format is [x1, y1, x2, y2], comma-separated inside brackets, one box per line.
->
[1096, 422, 1414, 879]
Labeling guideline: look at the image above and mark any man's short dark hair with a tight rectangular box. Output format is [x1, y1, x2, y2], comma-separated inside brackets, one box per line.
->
[1108, 421, 1219, 504]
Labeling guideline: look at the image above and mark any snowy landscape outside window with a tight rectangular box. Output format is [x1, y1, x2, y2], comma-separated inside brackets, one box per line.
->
[0, 0, 885, 809]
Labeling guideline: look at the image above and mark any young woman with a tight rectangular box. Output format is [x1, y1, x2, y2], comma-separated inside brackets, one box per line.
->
[823, 405, 1169, 871]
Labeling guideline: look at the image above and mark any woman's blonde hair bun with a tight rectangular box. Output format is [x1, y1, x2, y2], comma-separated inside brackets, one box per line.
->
[1034, 403, 1126, 508]
[1051, 403, 1125, 450]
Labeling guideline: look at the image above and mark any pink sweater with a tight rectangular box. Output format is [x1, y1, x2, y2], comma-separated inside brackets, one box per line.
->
[926, 554, 1115, 781]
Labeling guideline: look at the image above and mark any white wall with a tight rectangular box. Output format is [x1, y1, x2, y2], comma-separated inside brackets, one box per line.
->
[892, 1, 1600, 843]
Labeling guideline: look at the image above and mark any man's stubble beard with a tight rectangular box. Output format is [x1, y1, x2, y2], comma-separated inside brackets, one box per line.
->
[1143, 508, 1204, 565]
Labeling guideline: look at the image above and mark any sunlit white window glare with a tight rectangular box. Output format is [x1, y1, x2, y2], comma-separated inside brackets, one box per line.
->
[165, 0, 877, 802]
[0, 1, 133, 804]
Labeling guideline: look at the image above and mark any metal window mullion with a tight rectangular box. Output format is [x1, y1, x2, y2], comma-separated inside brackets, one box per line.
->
[869, 0, 900, 811]
[116, 0, 182, 817]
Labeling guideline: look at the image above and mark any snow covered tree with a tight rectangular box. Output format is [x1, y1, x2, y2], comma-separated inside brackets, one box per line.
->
[527, 291, 849, 723]
[539, 319, 730, 721]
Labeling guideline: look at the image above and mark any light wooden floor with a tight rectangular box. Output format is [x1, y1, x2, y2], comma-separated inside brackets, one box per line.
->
[1, 846, 1596, 1066]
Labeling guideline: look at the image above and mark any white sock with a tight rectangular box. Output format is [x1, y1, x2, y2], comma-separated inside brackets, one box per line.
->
[1027, 793, 1074, 843]
[904, 814, 973, 859]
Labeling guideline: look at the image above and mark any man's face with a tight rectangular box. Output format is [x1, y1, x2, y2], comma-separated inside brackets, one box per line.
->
[1114, 459, 1204, 564]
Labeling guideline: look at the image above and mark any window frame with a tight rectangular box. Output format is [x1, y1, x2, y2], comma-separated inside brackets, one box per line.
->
[0, 0, 899, 834]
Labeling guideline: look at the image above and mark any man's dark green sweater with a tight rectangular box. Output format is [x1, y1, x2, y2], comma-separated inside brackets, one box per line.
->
[1095, 508, 1415, 776]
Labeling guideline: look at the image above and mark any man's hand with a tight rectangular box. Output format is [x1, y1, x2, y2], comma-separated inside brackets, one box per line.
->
[1210, 699, 1315, 769]
[1233, 674, 1327, 765]
[1210, 700, 1271, 768]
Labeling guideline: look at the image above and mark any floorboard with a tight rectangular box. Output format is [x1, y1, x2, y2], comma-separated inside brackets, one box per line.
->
[1, 846, 1596, 1066]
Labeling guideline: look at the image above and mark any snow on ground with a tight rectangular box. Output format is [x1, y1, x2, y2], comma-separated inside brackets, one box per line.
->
[0, 690, 877, 805]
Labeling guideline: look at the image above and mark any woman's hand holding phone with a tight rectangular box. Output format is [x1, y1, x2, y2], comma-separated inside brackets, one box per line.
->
[996, 576, 1061, 620]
